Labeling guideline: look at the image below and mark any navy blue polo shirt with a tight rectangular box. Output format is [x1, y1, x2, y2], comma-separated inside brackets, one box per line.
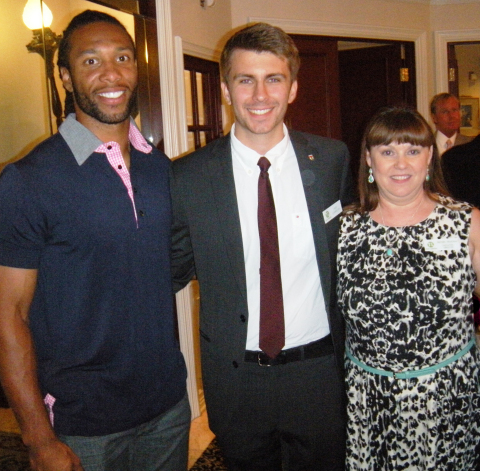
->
[0, 116, 187, 436]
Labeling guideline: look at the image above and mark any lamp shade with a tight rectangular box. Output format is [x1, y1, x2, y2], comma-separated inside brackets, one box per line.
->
[23, 0, 53, 30]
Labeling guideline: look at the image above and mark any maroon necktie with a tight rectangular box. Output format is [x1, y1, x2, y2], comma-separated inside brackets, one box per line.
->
[257, 157, 285, 359]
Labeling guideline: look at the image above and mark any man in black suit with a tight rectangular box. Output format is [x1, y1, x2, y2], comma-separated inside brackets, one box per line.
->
[171, 23, 352, 471]
[442, 133, 480, 208]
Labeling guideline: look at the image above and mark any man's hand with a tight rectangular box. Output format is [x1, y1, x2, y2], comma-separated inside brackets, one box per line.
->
[28, 437, 84, 471]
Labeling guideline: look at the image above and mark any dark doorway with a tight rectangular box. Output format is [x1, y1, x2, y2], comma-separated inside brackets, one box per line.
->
[339, 41, 416, 183]
[287, 35, 417, 188]
[183, 55, 223, 151]
[446, 41, 480, 97]
[447, 42, 480, 140]
[447, 41, 480, 95]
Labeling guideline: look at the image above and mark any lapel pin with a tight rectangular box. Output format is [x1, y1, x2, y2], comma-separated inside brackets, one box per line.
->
[308, 154, 314, 161]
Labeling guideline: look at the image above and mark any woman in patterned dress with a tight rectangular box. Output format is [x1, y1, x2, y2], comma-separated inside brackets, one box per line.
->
[337, 107, 480, 470]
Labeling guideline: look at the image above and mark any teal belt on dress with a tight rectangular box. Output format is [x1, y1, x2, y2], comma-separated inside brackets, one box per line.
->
[346, 338, 475, 380]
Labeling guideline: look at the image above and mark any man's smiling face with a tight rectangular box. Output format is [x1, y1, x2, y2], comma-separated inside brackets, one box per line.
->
[221, 49, 297, 151]
[60, 21, 138, 126]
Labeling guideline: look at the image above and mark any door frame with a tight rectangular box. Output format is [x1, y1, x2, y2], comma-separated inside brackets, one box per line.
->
[154, 0, 203, 419]
[435, 29, 480, 94]
[248, 17, 429, 118]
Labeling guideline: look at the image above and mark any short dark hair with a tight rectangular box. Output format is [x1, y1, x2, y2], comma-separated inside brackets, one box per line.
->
[430, 93, 459, 115]
[220, 22, 300, 83]
[353, 106, 449, 214]
[57, 10, 135, 72]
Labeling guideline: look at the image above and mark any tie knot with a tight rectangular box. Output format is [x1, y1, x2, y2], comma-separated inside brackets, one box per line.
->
[258, 156, 271, 173]
[446, 139, 453, 150]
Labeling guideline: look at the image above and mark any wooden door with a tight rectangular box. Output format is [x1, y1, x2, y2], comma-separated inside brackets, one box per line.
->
[286, 35, 341, 139]
[339, 42, 416, 183]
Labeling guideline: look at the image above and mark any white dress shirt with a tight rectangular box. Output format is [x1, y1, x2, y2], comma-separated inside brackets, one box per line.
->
[436, 130, 457, 156]
[230, 124, 330, 351]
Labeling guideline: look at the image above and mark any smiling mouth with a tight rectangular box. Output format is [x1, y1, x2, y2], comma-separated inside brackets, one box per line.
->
[248, 108, 271, 115]
[98, 91, 125, 99]
[391, 175, 410, 180]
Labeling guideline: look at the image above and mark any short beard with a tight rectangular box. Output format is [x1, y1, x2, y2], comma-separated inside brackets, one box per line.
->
[72, 83, 138, 125]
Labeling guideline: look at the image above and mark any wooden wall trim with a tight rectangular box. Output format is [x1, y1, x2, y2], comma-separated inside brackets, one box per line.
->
[435, 29, 480, 94]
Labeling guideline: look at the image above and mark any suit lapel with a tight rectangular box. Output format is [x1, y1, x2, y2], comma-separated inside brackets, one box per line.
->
[290, 131, 332, 306]
[206, 136, 248, 302]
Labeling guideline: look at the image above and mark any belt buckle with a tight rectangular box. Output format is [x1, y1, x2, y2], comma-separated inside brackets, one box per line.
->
[257, 352, 272, 367]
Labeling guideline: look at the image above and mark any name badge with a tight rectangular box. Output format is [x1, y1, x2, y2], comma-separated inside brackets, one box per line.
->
[323, 200, 342, 224]
[423, 238, 461, 251]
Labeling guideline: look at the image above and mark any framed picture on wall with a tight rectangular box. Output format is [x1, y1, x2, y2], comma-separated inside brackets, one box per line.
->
[460, 96, 479, 130]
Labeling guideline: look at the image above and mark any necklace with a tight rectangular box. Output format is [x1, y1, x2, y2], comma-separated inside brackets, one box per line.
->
[378, 198, 424, 256]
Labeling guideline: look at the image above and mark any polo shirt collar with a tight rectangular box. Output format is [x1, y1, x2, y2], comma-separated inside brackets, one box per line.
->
[59, 113, 152, 166]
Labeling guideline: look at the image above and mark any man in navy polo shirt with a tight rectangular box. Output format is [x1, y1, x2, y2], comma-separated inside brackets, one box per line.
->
[0, 10, 189, 471]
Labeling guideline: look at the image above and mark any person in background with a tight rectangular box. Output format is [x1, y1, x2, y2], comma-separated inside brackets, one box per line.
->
[0, 10, 189, 471]
[337, 106, 480, 470]
[430, 92, 472, 156]
[171, 22, 352, 471]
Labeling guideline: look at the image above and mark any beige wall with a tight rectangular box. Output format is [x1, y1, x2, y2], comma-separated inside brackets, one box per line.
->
[431, 2, 480, 31]
[0, 0, 50, 164]
[171, 0, 232, 58]
[231, 0, 431, 30]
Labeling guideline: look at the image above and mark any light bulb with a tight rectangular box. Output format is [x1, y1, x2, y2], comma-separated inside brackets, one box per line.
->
[23, 0, 53, 30]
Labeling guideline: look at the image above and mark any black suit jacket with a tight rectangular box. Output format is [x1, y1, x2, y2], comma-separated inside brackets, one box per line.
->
[171, 131, 353, 436]
[442, 134, 480, 208]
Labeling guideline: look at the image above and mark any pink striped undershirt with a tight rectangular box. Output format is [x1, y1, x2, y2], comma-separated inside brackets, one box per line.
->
[95, 123, 152, 224]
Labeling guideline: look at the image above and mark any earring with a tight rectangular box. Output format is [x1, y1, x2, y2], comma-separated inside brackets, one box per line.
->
[368, 167, 374, 184]
[426, 169, 430, 182]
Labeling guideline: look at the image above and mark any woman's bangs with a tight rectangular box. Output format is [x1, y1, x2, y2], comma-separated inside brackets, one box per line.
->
[368, 120, 433, 149]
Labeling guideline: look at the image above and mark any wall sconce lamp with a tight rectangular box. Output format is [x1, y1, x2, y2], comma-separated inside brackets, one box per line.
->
[23, 0, 63, 131]
[200, 0, 215, 8]
[469, 71, 478, 82]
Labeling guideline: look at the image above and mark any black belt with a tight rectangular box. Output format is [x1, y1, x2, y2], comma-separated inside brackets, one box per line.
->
[244, 334, 334, 366]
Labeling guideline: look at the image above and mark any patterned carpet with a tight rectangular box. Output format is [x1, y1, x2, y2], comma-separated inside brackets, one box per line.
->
[0, 432, 225, 471]
[190, 439, 227, 470]
[0, 432, 30, 471]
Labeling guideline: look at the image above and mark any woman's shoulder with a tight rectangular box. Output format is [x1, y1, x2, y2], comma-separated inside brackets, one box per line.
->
[434, 194, 473, 213]
[339, 207, 364, 232]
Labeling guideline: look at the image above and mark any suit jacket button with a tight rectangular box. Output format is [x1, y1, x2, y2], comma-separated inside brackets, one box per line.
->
[240, 315, 246, 323]
[232, 361, 238, 368]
